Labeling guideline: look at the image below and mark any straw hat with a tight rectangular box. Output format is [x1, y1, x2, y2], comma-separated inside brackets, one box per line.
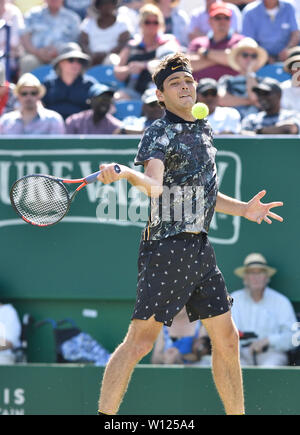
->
[14, 73, 46, 98]
[283, 46, 300, 72]
[234, 253, 277, 278]
[228, 38, 268, 72]
[52, 42, 90, 68]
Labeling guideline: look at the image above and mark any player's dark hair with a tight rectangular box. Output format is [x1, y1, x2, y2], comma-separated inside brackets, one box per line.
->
[152, 52, 193, 108]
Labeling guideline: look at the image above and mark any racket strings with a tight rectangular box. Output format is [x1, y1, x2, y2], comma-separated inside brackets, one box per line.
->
[11, 176, 70, 226]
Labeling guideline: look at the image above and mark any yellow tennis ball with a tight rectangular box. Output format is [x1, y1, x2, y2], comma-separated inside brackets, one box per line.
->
[191, 103, 209, 119]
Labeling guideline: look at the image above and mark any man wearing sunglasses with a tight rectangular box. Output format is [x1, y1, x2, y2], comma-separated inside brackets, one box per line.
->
[241, 77, 300, 135]
[188, 2, 244, 81]
[197, 78, 241, 134]
[0, 73, 65, 135]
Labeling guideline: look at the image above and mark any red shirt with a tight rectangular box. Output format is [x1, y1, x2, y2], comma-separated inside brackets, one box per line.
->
[189, 33, 244, 81]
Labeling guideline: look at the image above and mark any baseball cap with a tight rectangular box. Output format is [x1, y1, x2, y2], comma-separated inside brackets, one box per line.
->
[252, 77, 282, 95]
[87, 83, 114, 99]
[197, 78, 218, 94]
[209, 2, 232, 17]
[142, 88, 158, 104]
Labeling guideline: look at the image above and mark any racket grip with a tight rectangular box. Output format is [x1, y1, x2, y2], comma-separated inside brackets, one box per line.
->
[84, 164, 121, 184]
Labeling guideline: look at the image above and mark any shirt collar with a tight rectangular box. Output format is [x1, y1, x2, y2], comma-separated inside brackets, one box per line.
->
[165, 109, 195, 124]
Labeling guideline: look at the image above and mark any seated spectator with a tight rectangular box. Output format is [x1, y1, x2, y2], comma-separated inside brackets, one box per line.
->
[12, 0, 43, 15]
[188, 0, 242, 42]
[222, 0, 255, 11]
[145, 0, 190, 47]
[0, 300, 21, 364]
[0, 73, 65, 134]
[188, 2, 244, 81]
[42, 43, 98, 120]
[20, 0, 81, 74]
[281, 46, 300, 111]
[241, 77, 300, 134]
[79, 0, 131, 67]
[118, 87, 165, 133]
[151, 307, 211, 365]
[242, 0, 300, 63]
[114, 3, 180, 100]
[64, 0, 92, 20]
[231, 253, 297, 366]
[289, 0, 300, 27]
[197, 78, 241, 134]
[65, 83, 122, 134]
[218, 37, 268, 119]
[0, 0, 25, 82]
[0, 63, 18, 115]
[117, 1, 144, 37]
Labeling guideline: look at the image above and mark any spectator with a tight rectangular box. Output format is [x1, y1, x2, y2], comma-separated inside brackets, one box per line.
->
[241, 77, 300, 134]
[12, 1, 43, 15]
[231, 253, 297, 366]
[0, 63, 18, 115]
[197, 77, 241, 133]
[145, 0, 190, 47]
[42, 42, 98, 120]
[0, 73, 65, 134]
[151, 307, 211, 365]
[118, 87, 165, 133]
[63, 0, 92, 20]
[65, 83, 122, 134]
[0, 301, 21, 364]
[281, 46, 300, 111]
[242, 0, 300, 63]
[188, 2, 244, 81]
[188, 0, 242, 42]
[222, 0, 255, 10]
[79, 0, 131, 67]
[20, 0, 81, 74]
[218, 37, 268, 119]
[114, 3, 180, 100]
[0, 0, 25, 82]
[117, 1, 144, 37]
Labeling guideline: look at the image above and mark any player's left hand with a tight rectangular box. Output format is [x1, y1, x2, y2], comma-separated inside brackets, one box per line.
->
[243, 190, 283, 224]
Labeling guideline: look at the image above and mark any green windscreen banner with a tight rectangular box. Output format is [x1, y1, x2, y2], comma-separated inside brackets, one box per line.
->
[0, 136, 298, 303]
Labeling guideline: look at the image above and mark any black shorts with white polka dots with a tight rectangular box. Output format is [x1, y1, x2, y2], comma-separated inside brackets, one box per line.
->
[131, 232, 233, 326]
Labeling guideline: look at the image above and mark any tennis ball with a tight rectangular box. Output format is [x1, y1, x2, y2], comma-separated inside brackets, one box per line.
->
[191, 103, 209, 119]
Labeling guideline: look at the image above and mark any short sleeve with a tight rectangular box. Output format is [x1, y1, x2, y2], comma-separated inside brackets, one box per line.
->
[134, 122, 169, 166]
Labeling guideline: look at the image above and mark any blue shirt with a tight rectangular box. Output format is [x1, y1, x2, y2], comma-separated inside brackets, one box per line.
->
[0, 104, 65, 135]
[22, 5, 81, 49]
[242, 0, 299, 56]
[42, 74, 98, 120]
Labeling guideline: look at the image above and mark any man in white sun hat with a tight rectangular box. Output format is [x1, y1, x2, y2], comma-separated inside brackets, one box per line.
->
[0, 73, 65, 134]
[231, 253, 297, 366]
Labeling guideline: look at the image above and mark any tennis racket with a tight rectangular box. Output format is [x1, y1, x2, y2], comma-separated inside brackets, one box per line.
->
[10, 164, 121, 227]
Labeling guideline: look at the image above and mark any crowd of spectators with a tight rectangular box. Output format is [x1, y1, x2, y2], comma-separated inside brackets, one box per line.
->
[1, 0, 299, 367]
[0, 0, 298, 135]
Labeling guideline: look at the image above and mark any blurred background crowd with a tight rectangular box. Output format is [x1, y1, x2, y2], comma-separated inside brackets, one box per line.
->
[0, 0, 299, 136]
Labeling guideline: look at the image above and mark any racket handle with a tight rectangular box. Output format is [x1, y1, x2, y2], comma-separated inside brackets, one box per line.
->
[84, 164, 121, 184]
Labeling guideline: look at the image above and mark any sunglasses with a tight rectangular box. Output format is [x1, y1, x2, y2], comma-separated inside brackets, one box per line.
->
[67, 58, 86, 65]
[201, 89, 217, 97]
[240, 52, 258, 59]
[144, 20, 159, 26]
[19, 90, 39, 97]
[212, 15, 230, 21]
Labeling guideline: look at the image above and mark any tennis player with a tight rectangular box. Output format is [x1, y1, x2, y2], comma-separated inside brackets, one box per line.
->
[97, 53, 283, 415]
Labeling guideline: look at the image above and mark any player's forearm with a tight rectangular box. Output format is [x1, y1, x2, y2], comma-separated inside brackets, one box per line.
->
[124, 167, 163, 198]
[215, 192, 247, 216]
